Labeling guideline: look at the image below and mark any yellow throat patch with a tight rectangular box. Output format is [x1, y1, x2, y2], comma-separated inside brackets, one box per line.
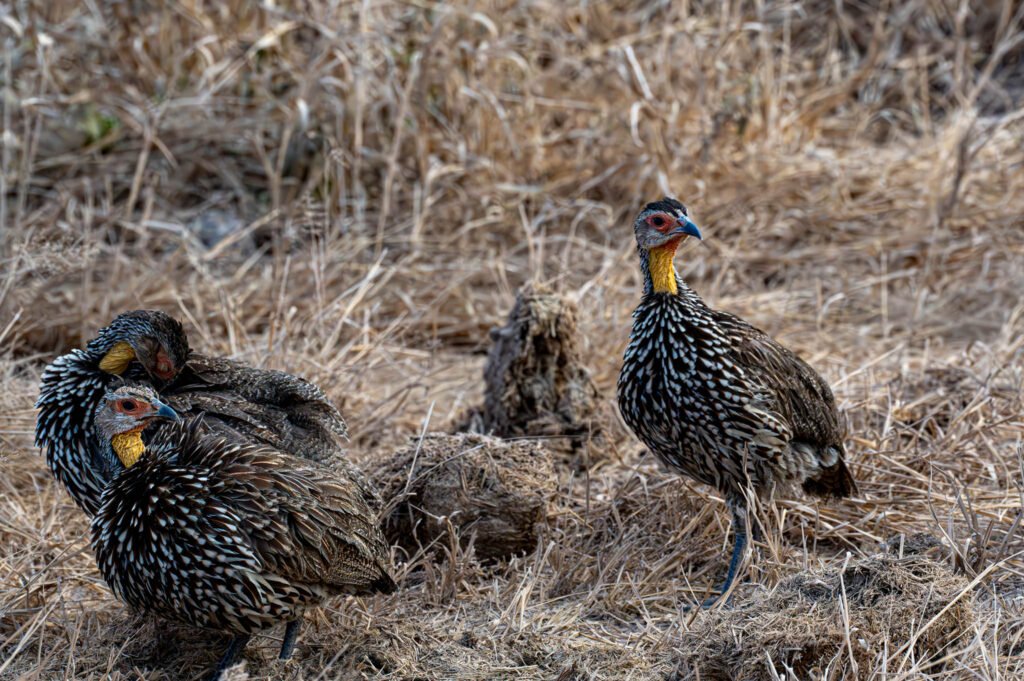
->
[99, 342, 136, 375]
[649, 240, 680, 294]
[111, 429, 146, 468]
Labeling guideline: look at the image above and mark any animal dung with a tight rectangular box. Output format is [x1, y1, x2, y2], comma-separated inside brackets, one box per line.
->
[374, 433, 557, 561]
[675, 554, 974, 680]
[467, 284, 605, 466]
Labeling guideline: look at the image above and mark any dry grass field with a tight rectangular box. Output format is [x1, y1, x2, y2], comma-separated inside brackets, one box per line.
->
[2, 1, 1024, 679]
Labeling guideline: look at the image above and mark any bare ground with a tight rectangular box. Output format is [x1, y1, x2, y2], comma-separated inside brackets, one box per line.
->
[1, 1, 1023, 679]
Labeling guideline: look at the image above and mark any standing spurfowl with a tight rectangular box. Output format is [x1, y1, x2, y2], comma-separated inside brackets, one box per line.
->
[90, 385, 396, 679]
[616, 198, 856, 604]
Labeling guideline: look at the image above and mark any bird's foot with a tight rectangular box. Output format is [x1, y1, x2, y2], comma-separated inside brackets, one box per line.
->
[680, 586, 733, 612]
[682, 505, 752, 612]
[208, 634, 251, 681]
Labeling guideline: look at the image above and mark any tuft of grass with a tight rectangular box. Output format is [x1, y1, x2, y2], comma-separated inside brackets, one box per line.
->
[2, 1, 1023, 679]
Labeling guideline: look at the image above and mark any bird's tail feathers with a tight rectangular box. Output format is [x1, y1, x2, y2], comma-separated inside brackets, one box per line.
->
[803, 446, 857, 499]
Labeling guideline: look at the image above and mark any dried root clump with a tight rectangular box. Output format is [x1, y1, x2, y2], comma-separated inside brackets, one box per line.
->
[466, 284, 605, 466]
[675, 555, 974, 681]
[374, 433, 557, 561]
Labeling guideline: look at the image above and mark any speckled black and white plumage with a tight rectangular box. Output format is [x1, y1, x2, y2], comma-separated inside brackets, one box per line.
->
[164, 353, 349, 464]
[156, 324, 377, 514]
[100, 310, 350, 465]
[617, 198, 856, 601]
[35, 311, 188, 515]
[36, 310, 361, 516]
[91, 417, 395, 648]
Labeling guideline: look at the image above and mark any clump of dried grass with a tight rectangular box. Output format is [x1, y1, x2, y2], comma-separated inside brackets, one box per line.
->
[375, 433, 557, 561]
[464, 283, 606, 466]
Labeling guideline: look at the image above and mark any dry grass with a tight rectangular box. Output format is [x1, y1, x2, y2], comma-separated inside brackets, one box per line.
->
[376, 432, 557, 561]
[676, 553, 977, 680]
[2, 0, 1024, 679]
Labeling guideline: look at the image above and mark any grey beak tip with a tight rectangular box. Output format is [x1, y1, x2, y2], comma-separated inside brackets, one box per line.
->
[155, 403, 181, 422]
[685, 218, 703, 240]
[672, 218, 703, 240]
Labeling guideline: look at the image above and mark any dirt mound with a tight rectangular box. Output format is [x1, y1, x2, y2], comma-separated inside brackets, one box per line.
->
[465, 284, 605, 466]
[374, 433, 557, 561]
[675, 555, 974, 680]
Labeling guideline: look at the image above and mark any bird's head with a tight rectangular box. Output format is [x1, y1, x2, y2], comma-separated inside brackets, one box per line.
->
[88, 310, 190, 385]
[93, 384, 179, 472]
[633, 197, 702, 294]
[633, 197, 702, 251]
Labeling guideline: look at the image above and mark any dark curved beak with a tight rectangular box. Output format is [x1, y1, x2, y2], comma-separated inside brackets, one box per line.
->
[669, 216, 702, 240]
[152, 399, 181, 422]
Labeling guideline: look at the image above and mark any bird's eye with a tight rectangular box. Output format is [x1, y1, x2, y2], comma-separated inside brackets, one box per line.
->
[120, 400, 138, 411]
[154, 349, 176, 379]
[651, 216, 665, 227]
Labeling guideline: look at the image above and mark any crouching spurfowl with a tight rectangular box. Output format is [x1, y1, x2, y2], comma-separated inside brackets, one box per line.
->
[35, 311, 189, 515]
[36, 310, 365, 517]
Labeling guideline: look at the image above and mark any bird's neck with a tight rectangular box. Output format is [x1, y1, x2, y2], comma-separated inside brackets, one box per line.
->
[640, 240, 681, 296]
[96, 341, 135, 375]
[110, 429, 146, 468]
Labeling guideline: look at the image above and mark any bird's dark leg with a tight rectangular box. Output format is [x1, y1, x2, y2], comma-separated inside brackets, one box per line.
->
[209, 634, 251, 681]
[700, 502, 749, 608]
[279, 620, 301, 660]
